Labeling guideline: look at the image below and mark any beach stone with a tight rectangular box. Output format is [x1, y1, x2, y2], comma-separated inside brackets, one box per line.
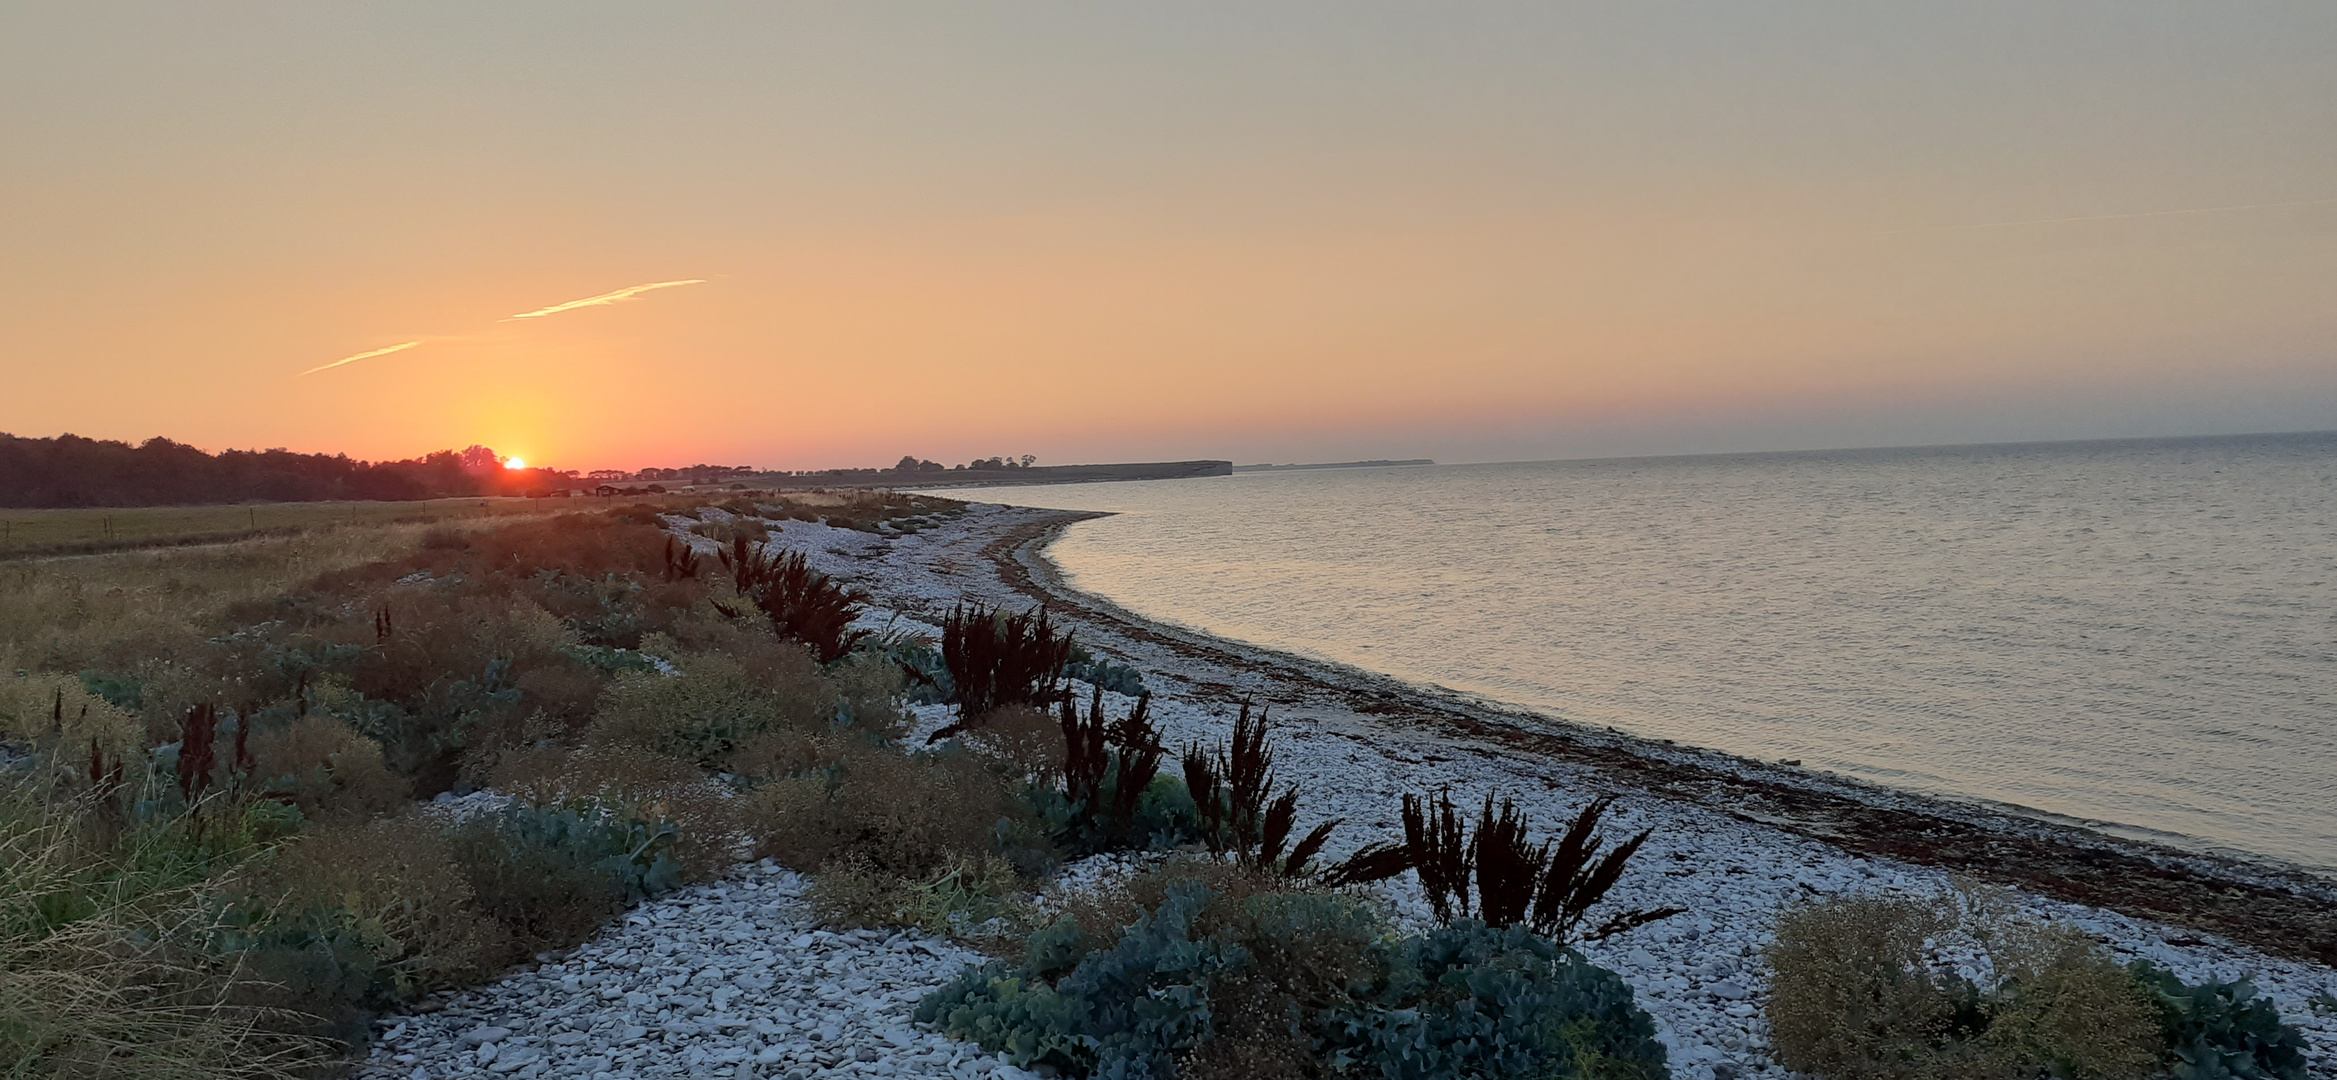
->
[342, 508, 2337, 1080]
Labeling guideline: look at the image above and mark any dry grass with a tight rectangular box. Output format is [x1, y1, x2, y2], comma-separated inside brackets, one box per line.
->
[237, 813, 510, 996]
[0, 521, 476, 676]
[0, 790, 335, 1079]
[0, 497, 560, 560]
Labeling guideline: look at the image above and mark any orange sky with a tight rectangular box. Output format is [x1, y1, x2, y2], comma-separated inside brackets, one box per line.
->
[4, 4, 2334, 471]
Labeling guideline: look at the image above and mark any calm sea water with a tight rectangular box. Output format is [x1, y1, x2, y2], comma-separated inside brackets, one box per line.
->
[950, 434, 2337, 873]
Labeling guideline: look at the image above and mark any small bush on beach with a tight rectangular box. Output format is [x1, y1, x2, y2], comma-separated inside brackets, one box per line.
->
[243, 713, 409, 821]
[587, 647, 792, 766]
[1025, 687, 1198, 857]
[719, 538, 870, 664]
[919, 866, 1670, 1080]
[1764, 890, 2304, 1080]
[445, 800, 686, 954]
[742, 743, 1024, 883]
[934, 603, 1074, 739]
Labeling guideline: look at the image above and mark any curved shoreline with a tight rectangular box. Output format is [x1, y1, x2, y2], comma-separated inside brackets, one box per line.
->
[983, 507, 2337, 970]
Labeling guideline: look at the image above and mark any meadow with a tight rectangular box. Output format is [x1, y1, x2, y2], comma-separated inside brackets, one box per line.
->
[0, 498, 589, 560]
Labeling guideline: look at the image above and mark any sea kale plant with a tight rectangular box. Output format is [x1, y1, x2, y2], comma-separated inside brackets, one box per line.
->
[918, 876, 1671, 1080]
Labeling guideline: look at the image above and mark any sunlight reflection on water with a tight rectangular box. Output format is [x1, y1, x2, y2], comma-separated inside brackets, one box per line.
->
[947, 434, 2337, 872]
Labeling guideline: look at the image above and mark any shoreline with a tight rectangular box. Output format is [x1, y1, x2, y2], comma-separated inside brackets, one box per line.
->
[358, 501, 2337, 1080]
[975, 507, 2337, 971]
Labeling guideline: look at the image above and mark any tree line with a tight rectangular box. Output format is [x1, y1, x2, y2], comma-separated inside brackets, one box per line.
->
[0, 433, 567, 508]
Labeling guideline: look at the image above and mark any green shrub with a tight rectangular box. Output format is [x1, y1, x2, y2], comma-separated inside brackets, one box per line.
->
[446, 801, 683, 953]
[742, 742, 1041, 931]
[1763, 893, 2276, 1080]
[1346, 920, 1669, 1080]
[808, 853, 1021, 937]
[2131, 963, 2309, 1080]
[918, 879, 1669, 1080]
[589, 650, 787, 765]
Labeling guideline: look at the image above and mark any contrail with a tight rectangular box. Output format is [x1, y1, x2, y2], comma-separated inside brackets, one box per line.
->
[505, 278, 706, 320]
[300, 340, 422, 376]
[1944, 197, 2337, 231]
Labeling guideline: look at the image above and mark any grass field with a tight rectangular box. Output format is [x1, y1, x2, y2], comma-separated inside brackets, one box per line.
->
[0, 497, 579, 558]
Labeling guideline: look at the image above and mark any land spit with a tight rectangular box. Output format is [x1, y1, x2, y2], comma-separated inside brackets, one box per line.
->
[360, 502, 2337, 1080]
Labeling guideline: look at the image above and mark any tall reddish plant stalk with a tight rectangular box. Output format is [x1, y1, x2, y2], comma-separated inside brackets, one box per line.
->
[1057, 686, 1167, 834]
[720, 536, 869, 664]
[1328, 789, 1682, 945]
[930, 602, 1073, 740]
[178, 703, 219, 802]
[1183, 700, 1338, 877]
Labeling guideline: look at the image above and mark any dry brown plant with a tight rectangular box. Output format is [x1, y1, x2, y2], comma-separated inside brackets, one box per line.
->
[957, 705, 1065, 786]
[243, 715, 409, 821]
[242, 813, 512, 992]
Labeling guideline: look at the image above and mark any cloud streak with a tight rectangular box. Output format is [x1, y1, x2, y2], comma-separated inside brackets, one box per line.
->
[1944, 197, 2337, 231]
[505, 278, 706, 320]
[300, 340, 422, 376]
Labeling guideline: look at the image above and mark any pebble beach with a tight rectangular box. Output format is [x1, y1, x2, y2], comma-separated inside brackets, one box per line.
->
[359, 503, 2337, 1080]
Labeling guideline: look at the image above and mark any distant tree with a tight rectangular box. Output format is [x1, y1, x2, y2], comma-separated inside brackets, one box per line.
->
[1020, 454, 1037, 468]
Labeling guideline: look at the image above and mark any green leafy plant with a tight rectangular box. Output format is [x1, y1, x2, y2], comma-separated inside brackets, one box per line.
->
[918, 879, 1670, 1080]
[446, 800, 683, 952]
[2130, 963, 2309, 1080]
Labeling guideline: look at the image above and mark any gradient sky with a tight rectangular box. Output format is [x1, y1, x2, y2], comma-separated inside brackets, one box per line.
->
[5, 3, 2334, 471]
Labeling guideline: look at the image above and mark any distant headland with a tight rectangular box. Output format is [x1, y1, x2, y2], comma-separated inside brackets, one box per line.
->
[1234, 458, 1435, 472]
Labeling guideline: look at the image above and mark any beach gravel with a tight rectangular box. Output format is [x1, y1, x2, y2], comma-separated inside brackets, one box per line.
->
[360, 505, 2337, 1080]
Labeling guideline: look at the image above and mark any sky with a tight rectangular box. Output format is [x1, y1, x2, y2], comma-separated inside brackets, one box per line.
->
[4, 3, 2334, 472]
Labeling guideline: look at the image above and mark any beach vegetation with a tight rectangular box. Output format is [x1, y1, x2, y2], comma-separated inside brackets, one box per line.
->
[919, 858, 1670, 1080]
[0, 493, 976, 1072]
[1764, 890, 2307, 1080]
[1024, 686, 1199, 857]
[932, 602, 1075, 740]
[1327, 789, 1683, 946]
[717, 536, 870, 663]
[1182, 699, 1338, 877]
[1064, 643, 1146, 697]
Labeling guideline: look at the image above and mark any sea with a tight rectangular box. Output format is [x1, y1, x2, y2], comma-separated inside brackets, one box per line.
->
[945, 433, 2337, 874]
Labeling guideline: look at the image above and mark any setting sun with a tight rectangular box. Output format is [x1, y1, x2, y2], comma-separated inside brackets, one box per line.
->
[502, 456, 525, 470]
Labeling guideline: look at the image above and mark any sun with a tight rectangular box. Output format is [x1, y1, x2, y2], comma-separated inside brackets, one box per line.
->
[503, 456, 527, 470]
